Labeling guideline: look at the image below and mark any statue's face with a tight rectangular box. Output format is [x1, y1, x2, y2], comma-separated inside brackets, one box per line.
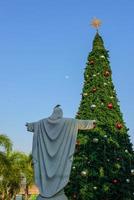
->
[50, 107, 63, 120]
[53, 108, 63, 118]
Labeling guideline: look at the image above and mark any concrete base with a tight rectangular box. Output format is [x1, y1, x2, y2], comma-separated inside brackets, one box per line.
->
[37, 190, 68, 200]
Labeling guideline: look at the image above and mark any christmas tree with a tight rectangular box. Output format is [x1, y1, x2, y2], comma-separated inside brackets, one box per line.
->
[65, 19, 134, 200]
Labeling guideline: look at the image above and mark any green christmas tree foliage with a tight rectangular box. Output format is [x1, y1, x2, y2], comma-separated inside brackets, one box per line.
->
[65, 32, 134, 200]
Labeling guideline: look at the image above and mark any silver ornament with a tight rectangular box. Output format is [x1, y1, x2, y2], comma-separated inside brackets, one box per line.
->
[131, 169, 134, 175]
[104, 135, 108, 138]
[126, 179, 130, 183]
[93, 138, 99, 143]
[91, 104, 96, 109]
[93, 186, 97, 190]
[125, 149, 128, 153]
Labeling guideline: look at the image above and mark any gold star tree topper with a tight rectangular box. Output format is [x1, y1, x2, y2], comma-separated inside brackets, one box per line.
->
[91, 18, 102, 30]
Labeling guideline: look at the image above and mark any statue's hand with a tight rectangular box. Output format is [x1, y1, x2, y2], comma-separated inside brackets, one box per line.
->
[25, 122, 28, 127]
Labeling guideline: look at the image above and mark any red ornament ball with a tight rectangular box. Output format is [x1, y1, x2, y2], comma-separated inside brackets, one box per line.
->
[76, 140, 80, 145]
[112, 179, 118, 184]
[92, 88, 97, 93]
[107, 103, 113, 109]
[104, 70, 110, 77]
[116, 123, 123, 129]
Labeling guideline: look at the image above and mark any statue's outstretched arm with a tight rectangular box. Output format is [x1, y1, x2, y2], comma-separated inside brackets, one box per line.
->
[78, 120, 96, 130]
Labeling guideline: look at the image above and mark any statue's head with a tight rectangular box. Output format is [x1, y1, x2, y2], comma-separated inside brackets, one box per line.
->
[49, 105, 63, 120]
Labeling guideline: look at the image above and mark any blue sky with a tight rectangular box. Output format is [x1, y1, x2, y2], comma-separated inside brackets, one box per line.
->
[0, 0, 134, 153]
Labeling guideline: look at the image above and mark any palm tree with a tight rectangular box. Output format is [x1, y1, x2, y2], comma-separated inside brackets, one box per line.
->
[0, 134, 12, 153]
[0, 134, 34, 199]
[8, 152, 34, 199]
[0, 134, 13, 199]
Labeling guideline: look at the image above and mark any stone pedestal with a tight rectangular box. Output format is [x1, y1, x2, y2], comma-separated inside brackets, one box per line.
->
[37, 190, 68, 200]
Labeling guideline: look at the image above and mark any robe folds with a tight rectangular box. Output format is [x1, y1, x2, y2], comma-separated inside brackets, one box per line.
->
[27, 108, 95, 198]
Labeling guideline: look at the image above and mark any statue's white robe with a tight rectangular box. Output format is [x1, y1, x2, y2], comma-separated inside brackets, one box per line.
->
[27, 118, 95, 198]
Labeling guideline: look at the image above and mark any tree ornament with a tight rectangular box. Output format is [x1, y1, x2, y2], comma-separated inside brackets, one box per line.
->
[81, 170, 88, 177]
[93, 186, 97, 190]
[90, 104, 96, 109]
[92, 88, 97, 93]
[100, 55, 105, 59]
[76, 140, 80, 146]
[116, 157, 121, 161]
[89, 60, 94, 65]
[131, 169, 134, 175]
[73, 193, 77, 199]
[116, 123, 123, 129]
[104, 82, 107, 86]
[93, 138, 99, 143]
[126, 179, 130, 183]
[83, 93, 88, 96]
[107, 103, 113, 109]
[72, 166, 76, 170]
[104, 134, 107, 138]
[112, 179, 118, 184]
[104, 70, 111, 77]
[125, 149, 128, 153]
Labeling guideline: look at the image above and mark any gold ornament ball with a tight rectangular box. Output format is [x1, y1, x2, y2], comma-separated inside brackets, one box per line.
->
[104, 82, 107, 86]
[100, 55, 105, 59]
[83, 93, 88, 96]
[81, 170, 88, 177]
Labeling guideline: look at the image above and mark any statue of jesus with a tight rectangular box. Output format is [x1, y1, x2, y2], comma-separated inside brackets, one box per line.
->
[26, 105, 96, 200]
